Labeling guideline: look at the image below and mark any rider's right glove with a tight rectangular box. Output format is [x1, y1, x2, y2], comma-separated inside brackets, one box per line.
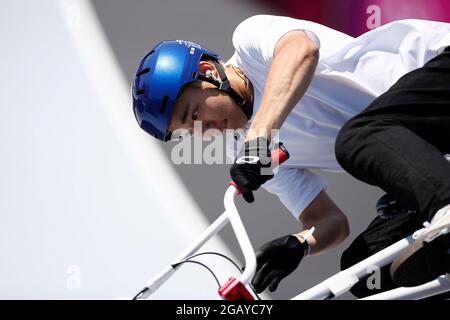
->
[230, 137, 273, 203]
[251, 235, 308, 293]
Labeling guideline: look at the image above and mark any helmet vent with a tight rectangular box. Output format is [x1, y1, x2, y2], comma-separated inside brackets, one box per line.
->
[136, 89, 146, 95]
[136, 68, 150, 77]
[160, 95, 169, 113]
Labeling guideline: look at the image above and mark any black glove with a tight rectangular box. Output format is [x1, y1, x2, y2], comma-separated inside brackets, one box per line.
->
[251, 235, 307, 293]
[230, 137, 273, 203]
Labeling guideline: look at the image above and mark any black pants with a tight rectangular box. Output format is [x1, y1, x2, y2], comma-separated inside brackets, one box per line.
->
[335, 47, 450, 222]
[336, 47, 450, 298]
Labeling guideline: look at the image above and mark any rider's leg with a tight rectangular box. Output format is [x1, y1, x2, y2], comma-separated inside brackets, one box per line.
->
[336, 48, 450, 221]
[335, 119, 450, 222]
[335, 47, 450, 287]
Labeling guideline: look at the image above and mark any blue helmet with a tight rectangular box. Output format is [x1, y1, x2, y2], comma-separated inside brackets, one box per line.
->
[132, 40, 253, 141]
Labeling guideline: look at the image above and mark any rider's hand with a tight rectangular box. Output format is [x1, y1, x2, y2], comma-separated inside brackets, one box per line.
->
[251, 235, 307, 293]
[230, 137, 273, 203]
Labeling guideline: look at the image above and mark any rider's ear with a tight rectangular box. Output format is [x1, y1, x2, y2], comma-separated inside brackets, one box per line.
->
[198, 61, 217, 78]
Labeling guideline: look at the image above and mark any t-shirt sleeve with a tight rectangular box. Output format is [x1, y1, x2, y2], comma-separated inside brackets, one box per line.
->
[262, 166, 327, 220]
[232, 15, 322, 65]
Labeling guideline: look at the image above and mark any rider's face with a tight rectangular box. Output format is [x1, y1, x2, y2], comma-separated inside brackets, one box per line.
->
[168, 82, 248, 140]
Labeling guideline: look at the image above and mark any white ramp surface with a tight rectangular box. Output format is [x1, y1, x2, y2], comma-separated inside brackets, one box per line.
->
[0, 0, 237, 299]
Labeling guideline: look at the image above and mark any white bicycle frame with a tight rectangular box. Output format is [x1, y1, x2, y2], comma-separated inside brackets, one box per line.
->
[137, 182, 450, 300]
[138, 184, 256, 300]
[295, 227, 450, 300]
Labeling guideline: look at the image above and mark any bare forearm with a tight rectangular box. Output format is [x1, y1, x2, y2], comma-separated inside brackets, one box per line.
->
[246, 36, 319, 141]
[296, 214, 350, 256]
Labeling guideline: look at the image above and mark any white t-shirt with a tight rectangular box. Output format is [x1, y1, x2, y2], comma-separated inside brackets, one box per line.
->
[226, 15, 450, 219]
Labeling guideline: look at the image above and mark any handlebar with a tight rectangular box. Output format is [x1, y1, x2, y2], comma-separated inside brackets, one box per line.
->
[138, 143, 289, 300]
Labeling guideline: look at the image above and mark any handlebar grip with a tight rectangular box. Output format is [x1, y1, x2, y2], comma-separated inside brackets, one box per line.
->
[270, 142, 290, 168]
[229, 143, 289, 195]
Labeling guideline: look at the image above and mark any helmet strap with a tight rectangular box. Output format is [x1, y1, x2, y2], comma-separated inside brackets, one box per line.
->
[197, 61, 253, 120]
